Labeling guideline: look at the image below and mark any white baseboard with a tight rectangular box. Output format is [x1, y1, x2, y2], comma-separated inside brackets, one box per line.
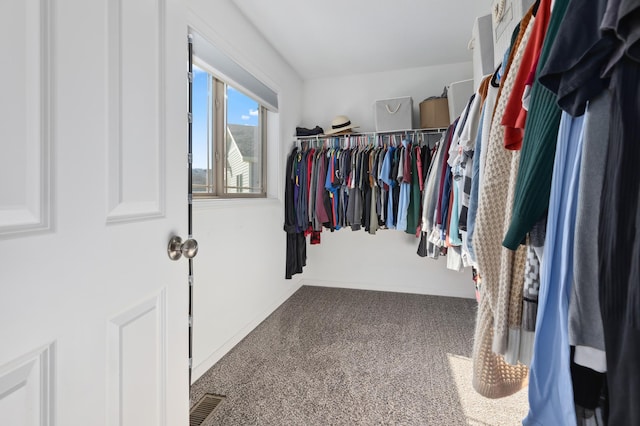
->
[299, 278, 476, 299]
[191, 279, 303, 383]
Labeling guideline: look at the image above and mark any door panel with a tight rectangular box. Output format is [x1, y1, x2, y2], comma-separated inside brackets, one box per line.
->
[107, 291, 166, 426]
[107, 0, 165, 222]
[0, 0, 188, 425]
[0, 0, 51, 236]
[0, 344, 54, 426]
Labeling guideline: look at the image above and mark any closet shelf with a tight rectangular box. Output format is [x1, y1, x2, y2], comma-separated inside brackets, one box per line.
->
[293, 127, 448, 140]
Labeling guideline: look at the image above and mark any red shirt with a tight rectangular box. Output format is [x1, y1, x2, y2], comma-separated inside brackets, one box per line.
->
[501, 0, 552, 150]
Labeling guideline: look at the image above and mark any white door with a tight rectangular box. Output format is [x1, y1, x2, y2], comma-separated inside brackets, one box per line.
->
[0, 0, 189, 425]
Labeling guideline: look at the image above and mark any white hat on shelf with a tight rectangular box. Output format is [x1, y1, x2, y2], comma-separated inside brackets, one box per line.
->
[325, 115, 359, 135]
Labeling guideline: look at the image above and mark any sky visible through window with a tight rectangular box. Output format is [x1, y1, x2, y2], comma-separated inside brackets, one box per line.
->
[192, 66, 259, 169]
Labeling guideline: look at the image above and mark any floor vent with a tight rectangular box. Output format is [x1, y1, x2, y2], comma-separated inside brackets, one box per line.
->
[190, 394, 225, 426]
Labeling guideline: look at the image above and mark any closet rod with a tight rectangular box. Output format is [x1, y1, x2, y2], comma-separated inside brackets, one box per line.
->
[293, 127, 448, 140]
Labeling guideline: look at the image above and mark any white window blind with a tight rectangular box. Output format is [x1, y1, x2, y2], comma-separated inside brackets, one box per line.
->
[190, 29, 279, 112]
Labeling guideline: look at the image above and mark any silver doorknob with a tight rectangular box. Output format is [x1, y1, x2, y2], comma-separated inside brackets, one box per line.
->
[167, 236, 198, 260]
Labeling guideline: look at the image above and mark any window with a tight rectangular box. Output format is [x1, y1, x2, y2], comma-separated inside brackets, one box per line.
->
[192, 63, 267, 197]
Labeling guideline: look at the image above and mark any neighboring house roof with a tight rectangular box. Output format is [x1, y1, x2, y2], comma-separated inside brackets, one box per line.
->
[227, 124, 258, 161]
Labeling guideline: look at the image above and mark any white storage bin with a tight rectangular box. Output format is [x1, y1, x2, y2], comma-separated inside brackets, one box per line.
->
[374, 96, 413, 132]
[447, 79, 474, 123]
[472, 14, 494, 91]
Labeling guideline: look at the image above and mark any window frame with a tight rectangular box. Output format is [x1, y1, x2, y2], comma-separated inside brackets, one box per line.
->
[192, 58, 268, 199]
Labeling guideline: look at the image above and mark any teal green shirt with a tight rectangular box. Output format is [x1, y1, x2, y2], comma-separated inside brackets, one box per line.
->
[503, 0, 570, 250]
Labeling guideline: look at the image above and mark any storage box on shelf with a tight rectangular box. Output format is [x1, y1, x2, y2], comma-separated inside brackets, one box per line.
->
[447, 79, 474, 123]
[420, 98, 450, 129]
[472, 14, 494, 91]
[374, 96, 413, 132]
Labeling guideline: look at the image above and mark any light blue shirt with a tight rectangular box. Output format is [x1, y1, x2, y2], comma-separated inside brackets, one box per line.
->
[523, 112, 584, 426]
[448, 172, 462, 246]
[465, 106, 485, 261]
[380, 146, 396, 229]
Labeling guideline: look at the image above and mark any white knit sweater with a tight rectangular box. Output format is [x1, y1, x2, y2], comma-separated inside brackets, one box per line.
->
[471, 10, 535, 398]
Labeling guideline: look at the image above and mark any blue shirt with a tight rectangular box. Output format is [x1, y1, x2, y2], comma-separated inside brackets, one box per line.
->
[523, 112, 584, 426]
[380, 146, 396, 229]
[466, 106, 486, 261]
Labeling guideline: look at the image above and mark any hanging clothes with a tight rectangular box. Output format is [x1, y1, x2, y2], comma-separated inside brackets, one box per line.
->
[401, 0, 640, 423]
[406, 145, 422, 235]
[597, 7, 640, 421]
[396, 140, 411, 232]
[285, 131, 443, 267]
[523, 112, 585, 426]
[380, 146, 397, 229]
[569, 92, 610, 374]
[284, 147, 307, 279]
[417, 128, 450, 258]
[466, 73, 500, 265]
[503, 0, 570, 250]
[471, 14, 533, 398]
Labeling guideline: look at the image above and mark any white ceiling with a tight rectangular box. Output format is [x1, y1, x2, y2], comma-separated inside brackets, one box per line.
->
[233, 0, 494, 80]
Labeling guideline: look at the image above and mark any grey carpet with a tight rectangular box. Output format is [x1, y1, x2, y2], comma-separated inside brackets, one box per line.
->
[190, 286, 528, 425]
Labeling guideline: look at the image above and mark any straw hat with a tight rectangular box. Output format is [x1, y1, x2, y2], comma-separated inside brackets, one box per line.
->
[325, 115, 359, 135]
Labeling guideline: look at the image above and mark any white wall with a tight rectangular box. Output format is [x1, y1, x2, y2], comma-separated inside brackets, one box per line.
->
[302, 62, 473, 133]
[186, 0, 305, 381]
[302, 231, 474, 298]
[300, 63, 475, 298]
